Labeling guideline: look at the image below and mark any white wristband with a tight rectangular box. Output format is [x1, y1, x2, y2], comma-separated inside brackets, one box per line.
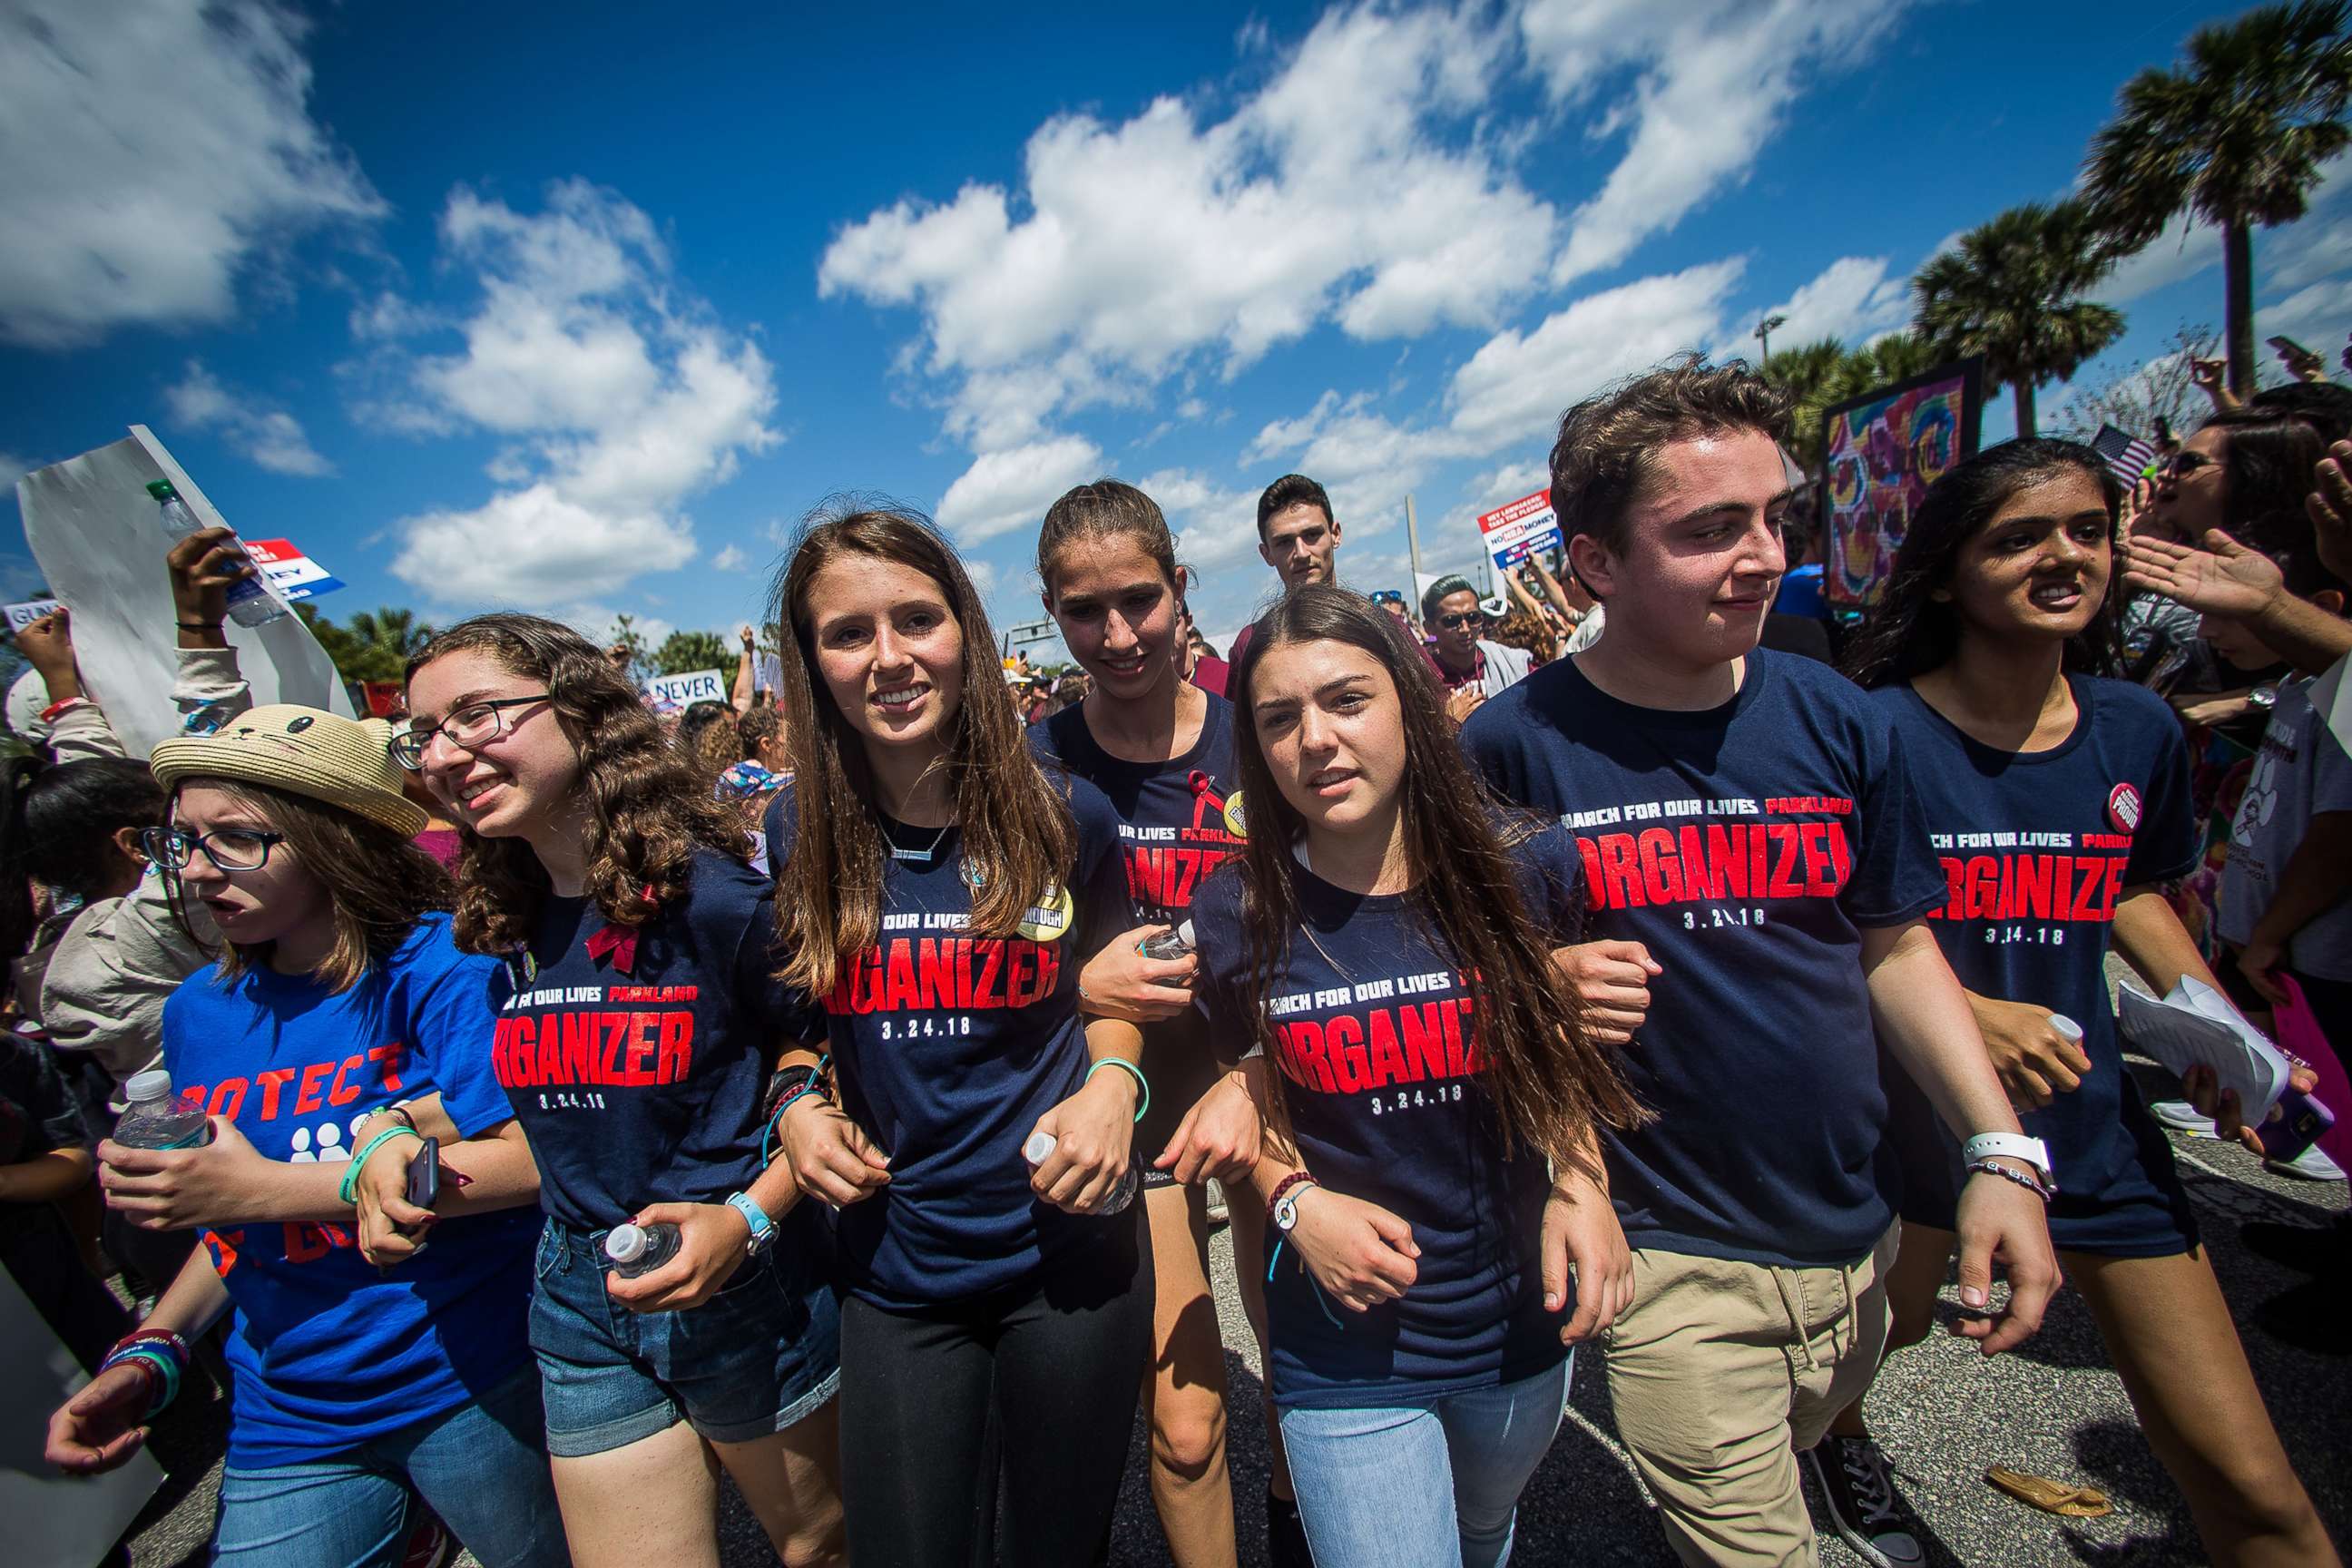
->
[1961, 1132, 2053, 1189]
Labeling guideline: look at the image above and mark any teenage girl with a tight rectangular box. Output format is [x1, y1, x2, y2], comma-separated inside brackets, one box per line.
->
[404, 615, 845, 1568]
[44, 704, 564, 1568]
[1191, 584, 1643, 1568]
[1030, 479, 1261, 1567]
[763, 505, 1153, 1566]
[1832, 438, 2337, 1568]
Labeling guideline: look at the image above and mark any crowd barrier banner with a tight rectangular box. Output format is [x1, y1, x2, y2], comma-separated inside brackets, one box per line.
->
[0, 1269, 165, 1567]
[645, 668, 726, 708]
[15, 426, 356, 756]
[1475, 489, 1563, 574]
[1821, 359, 1983, 607]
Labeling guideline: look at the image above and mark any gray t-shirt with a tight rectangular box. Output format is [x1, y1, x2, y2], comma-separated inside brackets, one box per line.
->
[2219, 670, 2352, 979]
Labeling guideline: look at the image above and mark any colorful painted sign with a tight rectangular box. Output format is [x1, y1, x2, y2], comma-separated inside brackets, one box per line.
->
[1820, 359, 1983, 607]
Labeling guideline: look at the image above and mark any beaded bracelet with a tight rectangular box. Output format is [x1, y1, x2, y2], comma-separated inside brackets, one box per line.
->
[1085, 1056, 1150, 1122]
[1965, 1159, 2052, 1202]
[339, 1126, 423, 1205]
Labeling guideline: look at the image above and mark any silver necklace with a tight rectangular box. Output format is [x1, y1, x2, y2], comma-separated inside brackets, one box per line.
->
[887, 820, 954, 864]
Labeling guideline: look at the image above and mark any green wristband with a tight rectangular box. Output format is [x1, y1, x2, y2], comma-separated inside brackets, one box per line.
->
[339, 1126, 422, 1205]
[1085, 1055, 1150, 1122]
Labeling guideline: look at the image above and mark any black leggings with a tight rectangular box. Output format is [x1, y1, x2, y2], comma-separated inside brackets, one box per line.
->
[838, 1216, 1153, 1567]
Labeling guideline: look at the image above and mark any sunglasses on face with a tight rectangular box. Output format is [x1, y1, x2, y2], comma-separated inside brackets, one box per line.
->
[2166, 450, 2216, 477]
[1434, 612, 1482, 631]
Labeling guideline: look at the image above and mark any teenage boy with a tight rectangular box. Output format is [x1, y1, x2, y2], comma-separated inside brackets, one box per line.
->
[1462, 360, 2059, 1568]
[1232, 476, 1440, 688]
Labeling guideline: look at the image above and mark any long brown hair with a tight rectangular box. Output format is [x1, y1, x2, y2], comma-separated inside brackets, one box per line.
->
[176, 779, 453, 995]
[770, 503, 1073, 998]
[1226, 585, 1644, 1176]
[404, 614, 744, 956]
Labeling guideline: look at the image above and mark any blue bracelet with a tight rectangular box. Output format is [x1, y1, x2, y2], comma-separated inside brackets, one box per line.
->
[1085, 1056, 1150, 1122]
[99, 1345, 181, 1416]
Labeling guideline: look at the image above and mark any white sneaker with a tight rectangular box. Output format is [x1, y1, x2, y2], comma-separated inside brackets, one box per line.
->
[2265, 1143, 2347, 1181]
[2150, 1099, 2218, 1136]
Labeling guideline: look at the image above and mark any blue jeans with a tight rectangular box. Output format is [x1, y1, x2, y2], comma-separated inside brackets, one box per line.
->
[1279, 1357, 1572, 1568]
[213, 1367, 565, 1568]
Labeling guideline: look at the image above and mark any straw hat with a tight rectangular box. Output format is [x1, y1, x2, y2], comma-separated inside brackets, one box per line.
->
[150, 705, 426, 837]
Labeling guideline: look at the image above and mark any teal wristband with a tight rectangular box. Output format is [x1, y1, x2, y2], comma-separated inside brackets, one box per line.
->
[339, 1126, 422, 1205]
[1085, 1056, 1150, 1122]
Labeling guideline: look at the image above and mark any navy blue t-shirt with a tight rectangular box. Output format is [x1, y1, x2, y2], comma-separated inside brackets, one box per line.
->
[491, 849, 818, 1238]
[765, 777, 1136, 1307]
[1029, 693, 1248, 1161]
[1876, 677, 2202, 1253]
[165, 915, 537, 1468]
[1462, 650, 1947, 1268]
[1191, 827, 1583, 1408]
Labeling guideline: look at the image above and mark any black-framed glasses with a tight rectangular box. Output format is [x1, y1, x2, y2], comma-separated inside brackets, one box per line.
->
[142, 826, 284, 873]
[393, 694, 552, 770]
[1434, 612, 1482, 630]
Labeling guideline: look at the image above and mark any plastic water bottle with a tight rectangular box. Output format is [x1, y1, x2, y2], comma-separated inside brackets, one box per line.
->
[1139, 919, 1197, 962]
[603, 1221, 681, 1278]
[1024, 1130, 1137, 1214]
[147, 480, 285, 627]
[113, 1070, 211, 1150]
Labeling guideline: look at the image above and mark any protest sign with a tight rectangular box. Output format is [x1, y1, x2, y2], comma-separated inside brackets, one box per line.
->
[243, 538, 347, 603]
[1821, 359, 1983, 607]
[14, 426, 355, 755]
[3, 597, 62, 631]
[645, 668, 727, 709]
[1475, 489, 1563, 573]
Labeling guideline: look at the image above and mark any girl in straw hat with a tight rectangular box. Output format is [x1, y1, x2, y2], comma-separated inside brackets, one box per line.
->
[45, 701, 566, 1568]
[404, 613, 844, 1568]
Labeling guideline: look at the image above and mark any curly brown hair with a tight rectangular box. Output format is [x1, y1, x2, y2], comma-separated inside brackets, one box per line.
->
[176, 779, 453, 995]
[1550, 356, 1792, 562]
[769, 503, 1075, 999]
[404, 614, 745, 956]
[677, 700, 740, 789]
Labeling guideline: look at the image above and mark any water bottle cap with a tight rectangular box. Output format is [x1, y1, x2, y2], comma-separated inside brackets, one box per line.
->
[145, 480, 176, 500]
[126, 1069, 175, 1103]
[1176, 920, 1195, 947]
[1022, 1132, 1057, 1166]
[604, 1223, 648, 1263]
[2048, 1014, 2084, 1042]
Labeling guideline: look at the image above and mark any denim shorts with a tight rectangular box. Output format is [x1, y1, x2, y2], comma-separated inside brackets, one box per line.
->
[528, 1216, 840, 1458]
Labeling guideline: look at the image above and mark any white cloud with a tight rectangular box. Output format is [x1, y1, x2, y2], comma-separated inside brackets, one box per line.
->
[0, 0, 381, 348]
[2092, 209, 2222, 307]
[164, 360, 334, 476]
[710, 544, 750, 573]
[935, 436, 1104, 545]
[821, 3, 1558, 456]
[1752, 256, 1912, 351]
[1524, 0, 1910, 286]
[378, 181, 779, 607]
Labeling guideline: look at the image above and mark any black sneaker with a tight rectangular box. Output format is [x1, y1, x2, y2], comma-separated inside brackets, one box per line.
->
[1266, 1485, 1311, 1568]
[1804, 1436, 1925, 1568]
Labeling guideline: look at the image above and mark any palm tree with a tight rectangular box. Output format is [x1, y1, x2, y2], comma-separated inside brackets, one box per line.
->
[1761, 331, 1946, 472]
[1912, 200, 2127, 436]
[2082, 1, 2351, 395]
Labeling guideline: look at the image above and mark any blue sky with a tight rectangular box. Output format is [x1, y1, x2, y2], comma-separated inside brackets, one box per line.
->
[5, 0, 2348, 657]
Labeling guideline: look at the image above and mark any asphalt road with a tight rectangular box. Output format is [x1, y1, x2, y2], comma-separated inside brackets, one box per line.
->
[115, 1077, 2348, 1567]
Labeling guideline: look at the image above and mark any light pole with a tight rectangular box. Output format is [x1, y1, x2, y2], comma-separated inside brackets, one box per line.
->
[1752, 313, 1788, 368]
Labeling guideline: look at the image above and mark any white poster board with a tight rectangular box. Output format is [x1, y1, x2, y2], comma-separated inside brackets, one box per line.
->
[15, 426, 354, 757]
[0, 1269, 166, 1566]
[644, 668, 726, 708]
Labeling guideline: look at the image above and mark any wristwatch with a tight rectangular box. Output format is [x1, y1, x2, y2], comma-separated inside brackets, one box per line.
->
[724, 1191, 778, 1257]
[1960, 1132, 2056, 1194]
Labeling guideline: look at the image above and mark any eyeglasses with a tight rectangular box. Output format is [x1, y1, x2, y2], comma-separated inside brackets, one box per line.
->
[393, 694, 552, 770]
[142, 825, 284, 872]
[2165, 450, 2216, 477]
[1434, 612, 1483, 630]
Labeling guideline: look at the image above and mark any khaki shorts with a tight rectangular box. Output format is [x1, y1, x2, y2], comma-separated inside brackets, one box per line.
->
[1604, 1227, 1897, 1567]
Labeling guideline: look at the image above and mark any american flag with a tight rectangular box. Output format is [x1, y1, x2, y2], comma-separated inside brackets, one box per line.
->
[2092, 424, 2160, 485]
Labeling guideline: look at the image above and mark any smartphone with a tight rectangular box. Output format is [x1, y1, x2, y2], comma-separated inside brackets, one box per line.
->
[2263, 1089, 2337, 1167]
[2269, 334, 2316, 362]
[404, 1137, 441, 1210]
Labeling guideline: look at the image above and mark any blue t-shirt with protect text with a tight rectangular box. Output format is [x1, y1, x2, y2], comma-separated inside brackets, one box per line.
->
[164, 914, 537, 1469]
[1462, 649, 1947, 1268]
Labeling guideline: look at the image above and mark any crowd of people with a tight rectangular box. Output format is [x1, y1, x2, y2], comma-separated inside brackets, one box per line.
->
[2, 350, 2347, 1568]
